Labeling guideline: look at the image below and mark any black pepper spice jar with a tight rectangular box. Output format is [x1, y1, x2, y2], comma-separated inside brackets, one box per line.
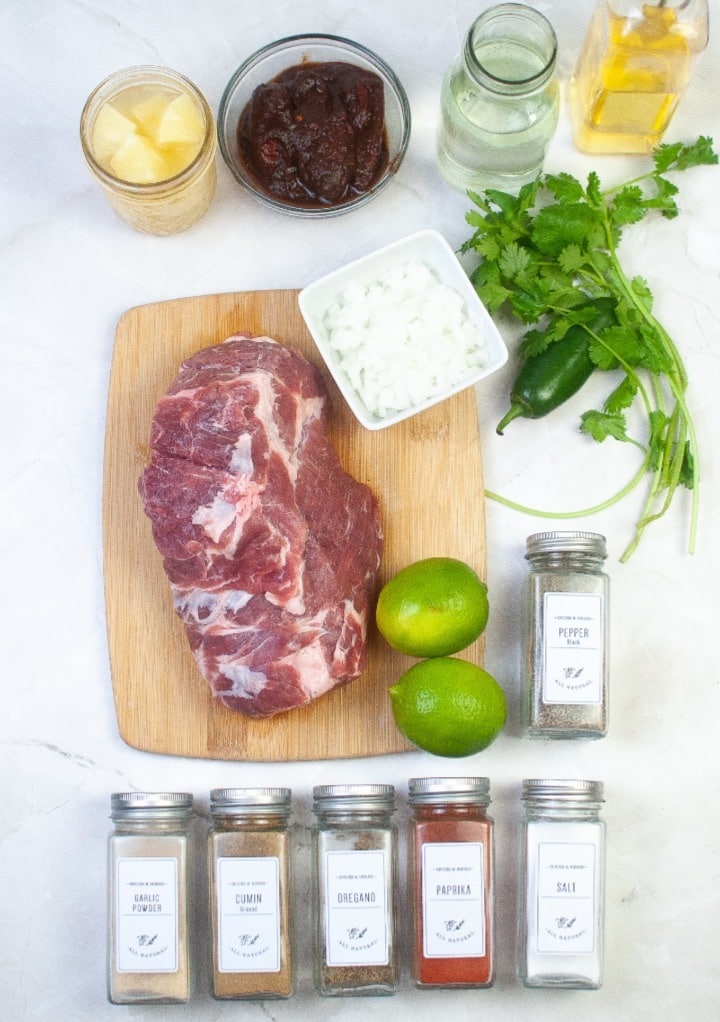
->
[311, 784, 399, 996]
[523, 531, 610, 738]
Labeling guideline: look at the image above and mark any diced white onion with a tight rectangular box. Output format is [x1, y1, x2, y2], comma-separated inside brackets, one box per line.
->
[322, 260, 488, 419]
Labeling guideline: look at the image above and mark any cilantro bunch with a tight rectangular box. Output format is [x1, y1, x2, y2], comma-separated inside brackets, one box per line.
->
[462, 136, 717, 561]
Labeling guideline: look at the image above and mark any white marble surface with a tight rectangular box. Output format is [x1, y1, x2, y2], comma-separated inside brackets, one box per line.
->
[3, 1, 720, 1018]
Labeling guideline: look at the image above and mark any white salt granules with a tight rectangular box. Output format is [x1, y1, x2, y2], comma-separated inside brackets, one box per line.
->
[322, 260, 489, 419]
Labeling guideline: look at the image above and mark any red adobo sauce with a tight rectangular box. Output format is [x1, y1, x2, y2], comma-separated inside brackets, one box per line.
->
[238, 61, 389, 208]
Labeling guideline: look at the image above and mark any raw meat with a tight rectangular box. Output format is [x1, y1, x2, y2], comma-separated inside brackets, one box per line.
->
[138, 334, 383, 718]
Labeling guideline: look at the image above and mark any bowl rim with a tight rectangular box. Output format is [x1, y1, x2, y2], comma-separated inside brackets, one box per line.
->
[217, 33, 412, 218]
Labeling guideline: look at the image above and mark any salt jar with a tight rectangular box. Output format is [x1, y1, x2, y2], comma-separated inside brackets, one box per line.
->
[311, 784, 399, 996]
[437, 2, 559, 194]
[207, 788, 294, 1000]
[408, 776, 494, 988]
[518, 779, 606, 989]
[523, 531, 610, 739]
[570, 0, 709, 154]
[107, 792, 194, 1004]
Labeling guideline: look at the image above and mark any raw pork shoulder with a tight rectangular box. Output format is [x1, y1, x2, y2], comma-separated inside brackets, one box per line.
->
[138, 334, 383, 718]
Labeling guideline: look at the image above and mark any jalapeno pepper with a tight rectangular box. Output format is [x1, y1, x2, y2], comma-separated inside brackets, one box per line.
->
[496, 298, 617, 435]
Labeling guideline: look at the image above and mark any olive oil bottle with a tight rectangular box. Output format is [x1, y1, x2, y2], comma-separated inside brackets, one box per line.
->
[570, 0, 708, 155]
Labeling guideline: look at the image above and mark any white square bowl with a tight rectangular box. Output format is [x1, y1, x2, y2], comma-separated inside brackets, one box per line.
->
[298, 229, 508, 430]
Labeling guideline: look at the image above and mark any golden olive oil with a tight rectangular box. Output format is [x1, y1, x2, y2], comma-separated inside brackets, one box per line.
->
[570, 2, 708, 154]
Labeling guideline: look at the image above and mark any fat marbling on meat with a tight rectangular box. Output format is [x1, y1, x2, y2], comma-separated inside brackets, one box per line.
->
[138, 334, 383, 718]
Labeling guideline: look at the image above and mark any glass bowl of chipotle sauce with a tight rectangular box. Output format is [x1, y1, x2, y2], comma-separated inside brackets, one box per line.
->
[218, 34, 411, 217]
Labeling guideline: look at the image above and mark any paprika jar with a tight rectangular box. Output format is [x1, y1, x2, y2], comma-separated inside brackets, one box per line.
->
[523, 531, 610, 739]
[311, 784, 399, 996]
[107, 792, 194, 1004]
[408, 776, 494, 988]
[570, 0, 709, 154]
[207, 787, 294, 1000]
[518, 779, 606, 988]
[437, 3, 559, 194]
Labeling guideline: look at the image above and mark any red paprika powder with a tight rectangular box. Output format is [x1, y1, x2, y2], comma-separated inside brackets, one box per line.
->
[408, 777, 494, 988]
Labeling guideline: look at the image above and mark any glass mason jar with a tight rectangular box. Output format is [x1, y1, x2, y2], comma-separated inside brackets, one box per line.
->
[523, 531, 610, 740]
[207, 788, 294, 1000]
[437, 3, 559, 194]
[311, 784, 399, 996]
[80, 65, 217, 234]
[518, 779, 606, 989]
[408, 777, 494, 989]
[107, 792, 194, 1004]
[570, 0, 709, 154]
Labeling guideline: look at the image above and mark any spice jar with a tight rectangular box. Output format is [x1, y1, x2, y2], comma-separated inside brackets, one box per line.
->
[570, 0, 709, 155]
[107, 792, 193, 1004]
[207, 788, 294, 1000]
[518, 779, 606, 989]
[311, 784, 399, 996]
[80, 65, 217, 234]
[408, 777, 494, 988]
[523, 531, 610, 739]
[437, 3, 559, 194]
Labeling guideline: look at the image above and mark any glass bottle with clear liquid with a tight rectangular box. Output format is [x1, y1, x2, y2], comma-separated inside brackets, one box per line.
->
[437, 3, 559, 194]
[570, 0, 709, 154]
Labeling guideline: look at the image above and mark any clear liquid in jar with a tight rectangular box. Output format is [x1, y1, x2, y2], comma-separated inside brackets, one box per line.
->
[437, 38, 559, 194]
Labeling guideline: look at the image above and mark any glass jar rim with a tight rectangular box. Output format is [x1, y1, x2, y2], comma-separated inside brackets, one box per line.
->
[464, 2, 558, 95]
[79, 64, 216, 195]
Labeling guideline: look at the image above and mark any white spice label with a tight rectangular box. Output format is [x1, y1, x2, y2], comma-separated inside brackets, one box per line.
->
[536, 841, 596, 954]
[115, 857, 178, 972]
[216, 856, 281, 973]
[542, 591, 604, 704]
[324, 849, 389, 966]
[421, 842, 486, 958]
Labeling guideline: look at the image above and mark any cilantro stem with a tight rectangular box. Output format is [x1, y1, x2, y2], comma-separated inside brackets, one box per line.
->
[485, 454, 650, 522]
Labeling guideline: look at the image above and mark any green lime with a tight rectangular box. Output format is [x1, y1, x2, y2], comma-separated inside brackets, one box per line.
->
[376, 557, 489, 658]
[389, 657, 507, 758]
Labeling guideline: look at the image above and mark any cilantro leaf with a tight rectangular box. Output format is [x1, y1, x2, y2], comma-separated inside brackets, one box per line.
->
[580, 410, 632, 443]
[531, 202, 602, 256]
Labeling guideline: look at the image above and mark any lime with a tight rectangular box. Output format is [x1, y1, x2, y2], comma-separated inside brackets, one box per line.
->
[376, 557, 488, 658]
[389, 657, 507, 757]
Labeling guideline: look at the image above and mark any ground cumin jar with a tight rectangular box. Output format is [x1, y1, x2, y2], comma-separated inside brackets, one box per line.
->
[207, 787, 294, 1000]
[311, 784, 399, 996]
[80, 65, 217, 234]
[107, 792, 193, 1004]
[408, 777, 494, 988]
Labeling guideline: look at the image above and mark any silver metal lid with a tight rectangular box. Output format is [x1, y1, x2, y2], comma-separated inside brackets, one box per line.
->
[521, 778, 604, 804]
[210, 787, 291, 816]
[110, 792, 193, 820]
[111, 792, 193, 810]
[312, 783, 395, 813]
[525, 531, 607, 560]
[408, 776, 491, 806]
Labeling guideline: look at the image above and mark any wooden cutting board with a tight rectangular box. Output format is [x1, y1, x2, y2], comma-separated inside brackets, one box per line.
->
[104, 290, 486, 761]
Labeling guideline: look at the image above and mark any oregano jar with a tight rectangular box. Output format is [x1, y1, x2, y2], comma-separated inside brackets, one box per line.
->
[311, 784, 399, 996]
